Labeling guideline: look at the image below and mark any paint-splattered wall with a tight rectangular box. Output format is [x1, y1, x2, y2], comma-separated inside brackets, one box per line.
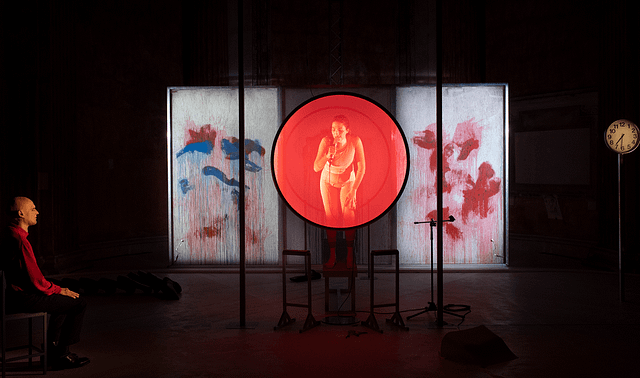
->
[168, 86, 506, 265]
[169, 87, 280, 264]
[396, 85, 507, 264]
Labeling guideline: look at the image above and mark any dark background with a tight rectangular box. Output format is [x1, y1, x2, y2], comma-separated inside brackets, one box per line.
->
[1, 0, 637, 274]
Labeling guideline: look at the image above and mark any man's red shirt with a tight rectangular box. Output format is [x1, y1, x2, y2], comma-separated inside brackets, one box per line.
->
[3, 224, 61, 295]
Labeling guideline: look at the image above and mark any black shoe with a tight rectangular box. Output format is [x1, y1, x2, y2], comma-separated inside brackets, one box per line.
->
[51, 353, 90, 370]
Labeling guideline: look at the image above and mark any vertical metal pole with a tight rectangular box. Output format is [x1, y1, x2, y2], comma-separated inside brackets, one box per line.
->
[435, 0, 444, 327]
[370, 253, 375, 317]
[395, 251, 400, 314]
[282, 252, 287, 313]
[367, 224, 371, 279]
[618, 154, 624, 302]
[238, 0, 246, 327]
[430, 222, 434, 304]
[307, 253, 312, 313]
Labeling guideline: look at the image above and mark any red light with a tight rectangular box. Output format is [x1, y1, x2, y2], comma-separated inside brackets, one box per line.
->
[272, 93, 409, 229]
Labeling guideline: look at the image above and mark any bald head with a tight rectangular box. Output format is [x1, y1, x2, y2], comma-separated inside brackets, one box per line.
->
[10, 197, 31, 212]
[8, 197, 39, 230]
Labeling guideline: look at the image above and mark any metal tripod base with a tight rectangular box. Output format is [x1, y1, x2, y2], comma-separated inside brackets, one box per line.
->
[300, 313, 320, 333]
[361, 311, 408, 333]
[274, 310, 295, 330]
[387, 311, 409, 331]
[406, 302, 438, 320]
[361, 312, 382, 333]
[407, 302, 465, 324]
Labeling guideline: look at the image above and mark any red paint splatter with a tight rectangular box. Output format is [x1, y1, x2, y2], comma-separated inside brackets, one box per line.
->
[461, 162, 501, 219]
[414, 118, 499, 228]
[247, 228, 260, 245]
[427, 207, 462, 241]
[187, 124, 217, 146]
[412, 127, 436, 150]
[413, 119, 482, 166]
[457, 138, 479, 161]
[198, 217, 225, 238]
[453, 118, 481, 161]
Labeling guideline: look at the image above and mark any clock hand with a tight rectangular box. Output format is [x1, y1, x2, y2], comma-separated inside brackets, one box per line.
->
[615, 134, 624, 148]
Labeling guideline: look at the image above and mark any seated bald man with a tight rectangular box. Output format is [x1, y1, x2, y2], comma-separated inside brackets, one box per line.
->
[1, 197, 90, 370]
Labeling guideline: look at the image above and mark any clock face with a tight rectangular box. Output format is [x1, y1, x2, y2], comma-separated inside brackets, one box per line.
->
[605, 119, 639, 154]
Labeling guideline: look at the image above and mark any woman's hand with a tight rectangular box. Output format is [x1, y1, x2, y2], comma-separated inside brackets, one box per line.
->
[326, 145, 336, 160]
[60, 287, 80, 299]
[345, 189, 357, 209]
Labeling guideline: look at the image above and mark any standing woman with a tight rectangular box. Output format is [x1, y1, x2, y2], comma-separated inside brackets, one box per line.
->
[313, 115, 365, 267]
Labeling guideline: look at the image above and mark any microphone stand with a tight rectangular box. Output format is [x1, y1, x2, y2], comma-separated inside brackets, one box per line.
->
[407, 215, 465, 321]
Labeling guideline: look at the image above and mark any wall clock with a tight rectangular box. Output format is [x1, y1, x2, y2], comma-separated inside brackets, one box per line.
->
[605, 119, 639, 154]
[605, 119, 639, 302]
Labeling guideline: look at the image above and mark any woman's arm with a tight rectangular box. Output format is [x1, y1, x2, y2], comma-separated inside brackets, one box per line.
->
[313, 137, 333, 172]
[351, 136, 366, 190]
[344, 136, 366, 210]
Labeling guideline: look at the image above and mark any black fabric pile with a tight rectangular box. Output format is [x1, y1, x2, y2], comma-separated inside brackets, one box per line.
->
[49, 271, 182, 300]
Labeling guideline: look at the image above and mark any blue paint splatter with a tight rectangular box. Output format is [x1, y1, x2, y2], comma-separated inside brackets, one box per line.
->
[176, 141, 214, 158]
[179, 179, 193, 194]
[243, 159, 262, 172]
[221, 138, 240, 159]
[202, 166, 250, 189]
[221, 138, 263, 172]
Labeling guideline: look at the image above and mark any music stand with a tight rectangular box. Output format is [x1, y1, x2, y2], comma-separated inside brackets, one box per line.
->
[407, 215, 465, 322]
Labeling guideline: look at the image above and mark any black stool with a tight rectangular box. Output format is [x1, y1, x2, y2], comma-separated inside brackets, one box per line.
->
[274, 250, 320, 333]
[361, 249, 408, 333]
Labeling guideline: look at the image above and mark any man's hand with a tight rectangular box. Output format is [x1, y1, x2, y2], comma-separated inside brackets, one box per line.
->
[60, 287, 80, 299]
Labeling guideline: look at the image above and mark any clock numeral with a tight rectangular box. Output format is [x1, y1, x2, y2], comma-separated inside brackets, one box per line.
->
[609, 140, 614, 146]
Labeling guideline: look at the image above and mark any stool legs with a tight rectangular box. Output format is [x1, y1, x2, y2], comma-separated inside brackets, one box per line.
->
[275, 250, 320, 333]
[361, 249, 408, 333]
[361, 260, 381, 332]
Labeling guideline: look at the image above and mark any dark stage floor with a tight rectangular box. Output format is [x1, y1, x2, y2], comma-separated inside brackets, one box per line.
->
[3, 265, 640, 377]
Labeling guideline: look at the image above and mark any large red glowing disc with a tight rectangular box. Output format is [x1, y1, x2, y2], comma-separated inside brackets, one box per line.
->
[272, 93, 410, 229]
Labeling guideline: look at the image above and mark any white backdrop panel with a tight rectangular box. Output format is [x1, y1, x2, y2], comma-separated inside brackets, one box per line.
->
[169, 87, 279, 264]
[396, 85, 506, 264]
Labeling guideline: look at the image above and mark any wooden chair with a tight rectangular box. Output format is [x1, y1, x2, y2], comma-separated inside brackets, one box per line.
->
[1, 271, 47, 377]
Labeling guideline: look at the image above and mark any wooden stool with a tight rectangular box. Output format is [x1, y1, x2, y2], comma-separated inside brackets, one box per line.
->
[323, 261, 357, 314]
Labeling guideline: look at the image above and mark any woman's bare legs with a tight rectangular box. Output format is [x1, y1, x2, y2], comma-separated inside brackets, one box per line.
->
[345, 229, 355, 269]
[340, 180, 356, 225]
[325, 229, 337, 268]
[320, 171, 342, 226]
